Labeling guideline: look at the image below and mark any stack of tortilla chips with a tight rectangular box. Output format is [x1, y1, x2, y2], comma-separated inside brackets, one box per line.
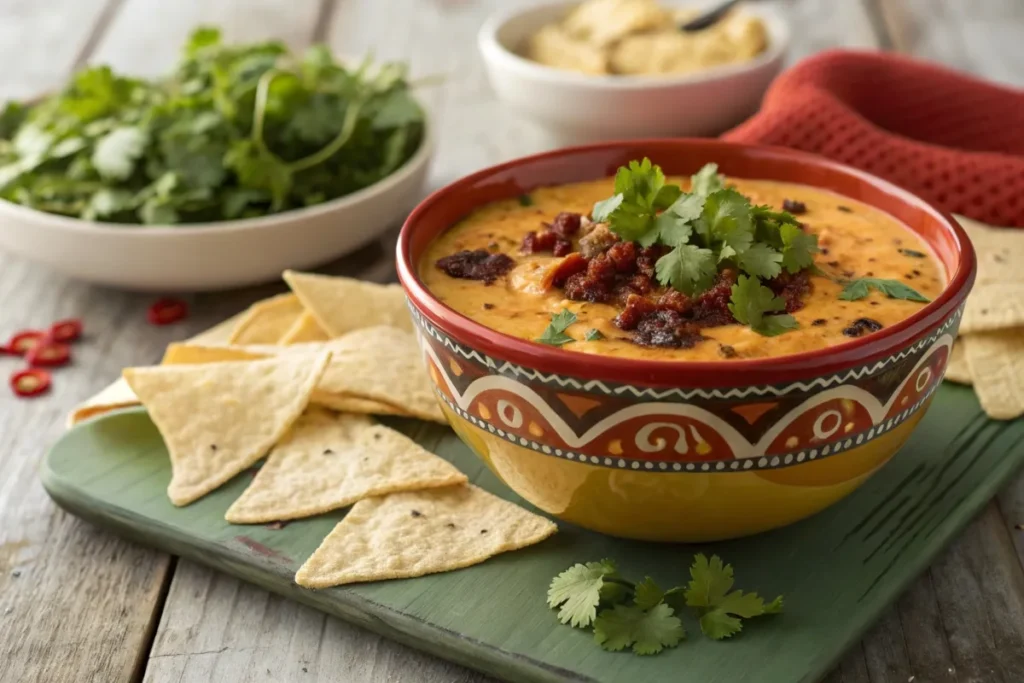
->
[69, 271, 556, 588]
[944, 218, 1024, 420]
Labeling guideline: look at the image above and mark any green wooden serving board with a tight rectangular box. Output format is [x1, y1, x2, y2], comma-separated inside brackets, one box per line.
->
[41, 384, 1024, 683]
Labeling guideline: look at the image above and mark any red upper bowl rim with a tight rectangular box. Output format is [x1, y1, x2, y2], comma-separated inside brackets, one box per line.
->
[397, 139, 975, 385]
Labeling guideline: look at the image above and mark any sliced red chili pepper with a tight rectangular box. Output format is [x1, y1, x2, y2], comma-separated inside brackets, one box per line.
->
[5, 330, 46, 356]
[10, 369, 51, 398]
[147, 298, 189, 326]
[49, 319, 83, 343]
[26, 341, 71, 368]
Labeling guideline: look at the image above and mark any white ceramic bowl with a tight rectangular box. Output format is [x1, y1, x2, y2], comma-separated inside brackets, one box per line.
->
[0, 121, 433, 292]
[478, 2, 788, 142]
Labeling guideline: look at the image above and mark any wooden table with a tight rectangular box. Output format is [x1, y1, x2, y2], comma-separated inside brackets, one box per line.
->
[1, 1, 1022, 681]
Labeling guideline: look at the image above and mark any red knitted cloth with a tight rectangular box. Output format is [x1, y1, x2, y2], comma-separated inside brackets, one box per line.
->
[723, 50, 1024, 227]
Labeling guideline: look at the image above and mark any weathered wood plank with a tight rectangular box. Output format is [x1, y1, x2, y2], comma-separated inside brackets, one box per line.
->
[0, 0, 113, 100]
[0, 2, 182, 682]
[877, 0, 1024, 87]
[144, 561, 493, 683]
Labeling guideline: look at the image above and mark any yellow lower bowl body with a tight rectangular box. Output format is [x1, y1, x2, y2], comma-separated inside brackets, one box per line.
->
[443, 401, 929, 542]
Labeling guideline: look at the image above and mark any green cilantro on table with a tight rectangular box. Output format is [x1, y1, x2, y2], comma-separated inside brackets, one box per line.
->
[683, 554, 783, 640]
[591, 159, 818, 337]
[536, 309, 577, 346]
[548, 555, 782, 655]
[839, 278, 930, 303]
[0, 28, 424, 225]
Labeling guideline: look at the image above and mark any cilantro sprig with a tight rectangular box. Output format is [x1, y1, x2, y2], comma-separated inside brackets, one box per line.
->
[547, 555, 782, 655]
[536, 309, 577, 346]
[0, 28, 424, 224]
[591, 160, 818, 337]
[839, 278, 930, 303]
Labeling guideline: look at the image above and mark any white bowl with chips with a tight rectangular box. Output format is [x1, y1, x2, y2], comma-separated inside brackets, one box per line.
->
[478, 1, 788, 141]
[0, 120, 433, 292]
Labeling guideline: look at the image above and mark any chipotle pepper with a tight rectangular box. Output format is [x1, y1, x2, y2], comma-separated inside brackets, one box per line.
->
[147, 298, 189, 326]
[10, 369, 51, 398]
[5, 330, 46, 355]
[26, 341, 72, 368]
[49, 319, 83, 343]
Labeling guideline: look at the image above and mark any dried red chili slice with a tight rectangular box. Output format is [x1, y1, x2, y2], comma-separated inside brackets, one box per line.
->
[10, 369, 51, 398]
[5, 330, 46, 356]
[49, 319, 83, 343]
[26, 341, 71, 368]
[147, 298, 189, 326]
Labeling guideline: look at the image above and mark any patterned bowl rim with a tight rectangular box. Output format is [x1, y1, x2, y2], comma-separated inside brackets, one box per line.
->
[397, 138, 976, 389]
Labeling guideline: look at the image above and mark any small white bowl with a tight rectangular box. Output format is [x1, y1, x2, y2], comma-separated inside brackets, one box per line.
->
[0, 120, 433, 292]
[478, 2, 788, 142]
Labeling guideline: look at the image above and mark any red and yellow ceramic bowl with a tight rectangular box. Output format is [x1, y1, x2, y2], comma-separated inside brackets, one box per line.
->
[396, 139, 976, 542]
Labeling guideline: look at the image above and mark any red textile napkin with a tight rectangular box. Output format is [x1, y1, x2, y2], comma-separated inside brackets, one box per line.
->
[723, 50, 1024, 227]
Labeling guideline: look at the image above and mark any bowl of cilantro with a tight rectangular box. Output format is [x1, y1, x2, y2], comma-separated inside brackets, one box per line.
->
[0, 28, 432, 291]
[398, 138, 974, 541]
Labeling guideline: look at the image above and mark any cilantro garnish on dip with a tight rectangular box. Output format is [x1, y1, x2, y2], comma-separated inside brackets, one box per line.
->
[592, 159, 818, 337]
[0, 28, 424, 225]
[423, 157, 941, 360]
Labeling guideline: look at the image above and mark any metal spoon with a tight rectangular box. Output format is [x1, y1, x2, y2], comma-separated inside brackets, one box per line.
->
[679, 0, 744, 32]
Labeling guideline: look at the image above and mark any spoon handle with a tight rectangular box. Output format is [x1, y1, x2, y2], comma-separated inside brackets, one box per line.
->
[680, 0, 745, 32]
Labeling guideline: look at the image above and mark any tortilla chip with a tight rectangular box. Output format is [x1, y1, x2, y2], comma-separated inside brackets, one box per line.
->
[945, 341, 972, 385]
[311, 393, 412, 418]
[962, 331, 1024, 420]
[187, 311, 249, 346]
[229, 293, 305, 345]
[283, 270, 412, 337]
[67, 312, 252, 427]
[124, 351, 331, 506]
[312, 326, 446, 423]
[280, 311, 330, 344]
[295, 484, 557, 587]
[162, 343, 269, 365]
[961, 284, 1024, 334]
[225, 409, 467, 524]
[66, 379, 140, 427]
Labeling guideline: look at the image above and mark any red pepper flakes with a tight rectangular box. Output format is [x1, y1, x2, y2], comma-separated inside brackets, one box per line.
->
[49, 319, 83, 343]
[5, 330, 46, 356]
[147, 298, 189, 326]
[10, 369, 51, 398]
[26, 341, 71, 368]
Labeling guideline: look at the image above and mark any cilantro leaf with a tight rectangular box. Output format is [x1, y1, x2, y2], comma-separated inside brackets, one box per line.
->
[690, 163, 725, 196]
[779, 223, 819, 274]
[642, 192, 705, 248]
[591, 193, 623, 223]
[92, 126, 146, 180]
[728, 274, 798, 336]
[633, 577, 665, 610]
[584, 328, 605, 342]
[737, 242, 783, 279]
[656, 244, 717, 295]
[594, 604, 686, 655]
[703, 188, 754, 255]
[839, 278, 930, 303]
[685, 554, 784, 641]
[548, 559, 620, 628]
[756, 314, 800, 337]
[536, 309, 577, 346]
[594, 157, 676, 243]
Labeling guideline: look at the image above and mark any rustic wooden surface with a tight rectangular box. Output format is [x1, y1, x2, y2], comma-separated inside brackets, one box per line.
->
[0, 0, 1021, 681]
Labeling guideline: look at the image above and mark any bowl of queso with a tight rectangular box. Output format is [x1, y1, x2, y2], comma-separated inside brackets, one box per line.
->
[396, 139, 976, 542]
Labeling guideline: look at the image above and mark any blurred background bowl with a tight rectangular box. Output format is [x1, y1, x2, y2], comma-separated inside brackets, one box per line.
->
[478, 1, 788, 143]
[0, 117, 433, 292]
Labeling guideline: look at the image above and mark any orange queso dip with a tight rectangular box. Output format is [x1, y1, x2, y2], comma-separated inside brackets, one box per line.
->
[420, 176, 944, 361]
